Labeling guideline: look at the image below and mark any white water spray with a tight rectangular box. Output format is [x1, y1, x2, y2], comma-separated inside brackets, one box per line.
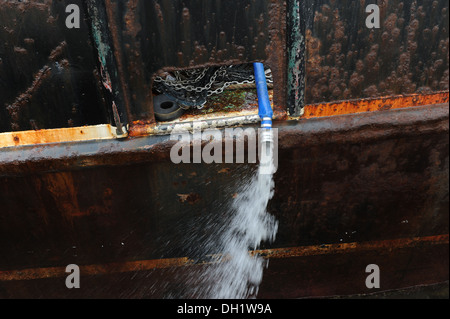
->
[200, 134, 278, 299]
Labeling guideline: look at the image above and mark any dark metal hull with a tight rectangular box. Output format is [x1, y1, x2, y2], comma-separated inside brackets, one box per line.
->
[0, 102, 448, 298]
[0, 0, 449, 299]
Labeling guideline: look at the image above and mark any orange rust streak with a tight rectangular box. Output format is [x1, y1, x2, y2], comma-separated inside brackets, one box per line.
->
[128, 91, 284, 138]
[0, 234, 447, 282]
[302, 92, 449, 119]
[0, 125, 116, 148]
[252, 234, 449, 259]
[0, 258, 195, 282]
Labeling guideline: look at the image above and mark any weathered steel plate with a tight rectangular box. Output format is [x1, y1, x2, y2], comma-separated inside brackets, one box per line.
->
[0, 103, 448, 298]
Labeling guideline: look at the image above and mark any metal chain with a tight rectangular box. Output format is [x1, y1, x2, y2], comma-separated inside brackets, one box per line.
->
[155, 67, 209, 86]
[153, 64, 273, 109]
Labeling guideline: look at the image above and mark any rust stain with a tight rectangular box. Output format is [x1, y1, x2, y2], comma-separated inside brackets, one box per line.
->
[5, 41, 68, 131]
[42, 172, 82, 222]
[177, 193, 201, 205]
[266, 0, 287, 113]
[0, 234, 447, 282]
[104, 0, 134, 124]
[128, 90, 287, 138]
[251, 234, 450, 259]
[40, 172, 114, 222]
[104, 0, 153, 124]
[302, 92, 449, 119]
[0, 124, 115, 148]
[128, 92, 446, 138]
[6, 66, 52, 131]
[100, 0, 287, 123]
[304, 1, 449, 104]
[0, 257, 195, 282]
[48, 41, 67, 62]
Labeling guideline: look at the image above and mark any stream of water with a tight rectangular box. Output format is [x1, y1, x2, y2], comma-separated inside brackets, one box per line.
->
[199, 136, 278, 299]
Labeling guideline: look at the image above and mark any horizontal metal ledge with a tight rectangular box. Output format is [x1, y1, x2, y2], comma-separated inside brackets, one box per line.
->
[0, 124, 121, 149]
[0, 234, 447, 282]
[0, 103, 448, 176]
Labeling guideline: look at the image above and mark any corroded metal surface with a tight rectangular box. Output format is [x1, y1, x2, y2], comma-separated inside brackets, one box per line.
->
[1, 102, 447, 174]
[258, 243, 448, 298]
[94, 0, 287, 124]
[0, 243, 447, 298]
[0, 104, 447, 298]
[2, 0, 449, 127]
[0, 235, 447, 298]
[287, 0, 306, 116]
[0, 0, 110, 133]
[127, 90, 289, 137]
[302, 91, 449, 118]
[303, 0, 449, 104]
[0, 124, 117, 148]
[3, 235, 447, 281]
[0, 0, 448, 299]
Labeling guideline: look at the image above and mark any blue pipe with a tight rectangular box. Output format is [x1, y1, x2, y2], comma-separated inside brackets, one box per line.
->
[253, 62, 273, 129]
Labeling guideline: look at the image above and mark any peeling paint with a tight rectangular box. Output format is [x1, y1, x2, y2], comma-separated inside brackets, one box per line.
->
[0, 124, 117, 149]
[302, 91, 449, 119]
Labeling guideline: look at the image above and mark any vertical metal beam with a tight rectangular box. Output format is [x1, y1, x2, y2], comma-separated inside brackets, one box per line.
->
[286, 0, 306, 117]
[84, 1, 129, 136]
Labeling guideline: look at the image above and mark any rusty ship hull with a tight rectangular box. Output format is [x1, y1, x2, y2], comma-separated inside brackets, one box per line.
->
[0, 0, 449, 298]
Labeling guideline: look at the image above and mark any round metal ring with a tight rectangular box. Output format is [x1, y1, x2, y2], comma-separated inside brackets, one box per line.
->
[153, 94, 185, 122]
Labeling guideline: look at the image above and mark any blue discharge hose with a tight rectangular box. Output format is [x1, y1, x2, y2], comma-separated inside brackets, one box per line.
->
[253, 62, 273, 129]
[254, 62, 274, 174]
